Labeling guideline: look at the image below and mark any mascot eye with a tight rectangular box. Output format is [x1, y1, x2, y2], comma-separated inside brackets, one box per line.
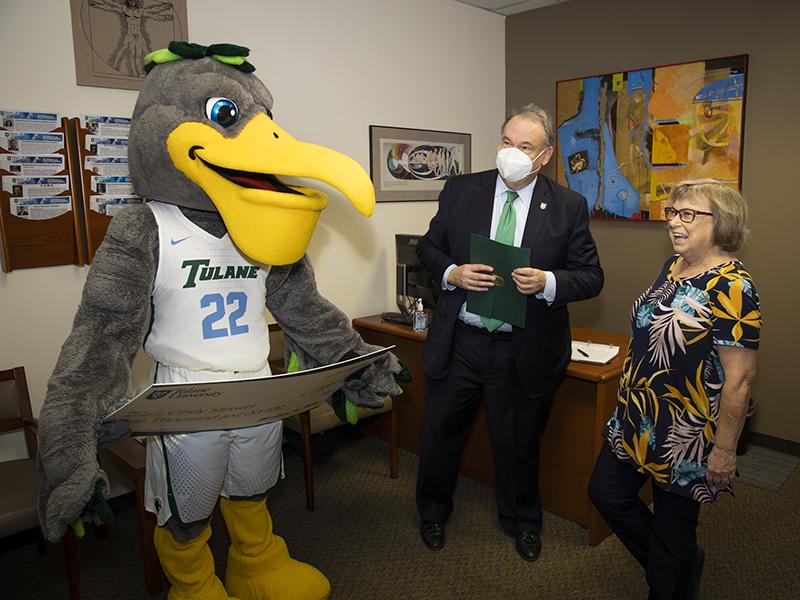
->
[266, 108, 273, 120]
[205, 97, 239, 128]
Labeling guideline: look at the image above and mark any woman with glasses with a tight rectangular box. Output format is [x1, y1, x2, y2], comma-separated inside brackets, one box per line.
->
[588, 179, 761, 600]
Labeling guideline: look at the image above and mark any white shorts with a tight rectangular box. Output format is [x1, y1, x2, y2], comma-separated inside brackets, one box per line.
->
[143, 364, 283, 527]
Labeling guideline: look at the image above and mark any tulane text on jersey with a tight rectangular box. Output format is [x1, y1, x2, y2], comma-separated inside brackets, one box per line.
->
[181, 259, 260, 289]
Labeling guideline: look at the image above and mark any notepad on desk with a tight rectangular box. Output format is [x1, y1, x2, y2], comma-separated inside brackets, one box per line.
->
[571, 340, 620, 365]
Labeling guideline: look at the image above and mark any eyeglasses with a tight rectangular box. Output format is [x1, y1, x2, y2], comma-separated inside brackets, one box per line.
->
[664, 207, 714, 223]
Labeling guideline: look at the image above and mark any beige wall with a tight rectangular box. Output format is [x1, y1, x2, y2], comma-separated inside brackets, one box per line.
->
[0, 0, 505, 455]
[507, 0, 800, 442]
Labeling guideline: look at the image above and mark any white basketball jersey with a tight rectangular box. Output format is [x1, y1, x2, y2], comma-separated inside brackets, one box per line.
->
[144, 201, 271, 372]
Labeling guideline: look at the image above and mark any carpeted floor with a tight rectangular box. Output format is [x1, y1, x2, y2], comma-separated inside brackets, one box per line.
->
[3, 436, 799, 599]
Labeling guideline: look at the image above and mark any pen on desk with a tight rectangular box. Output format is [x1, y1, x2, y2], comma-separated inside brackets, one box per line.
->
[577, 348, 589, 357]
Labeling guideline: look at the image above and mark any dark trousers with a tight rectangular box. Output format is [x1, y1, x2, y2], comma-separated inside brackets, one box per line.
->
[589, 443, 701, 600]
[416, 321, 554, 533]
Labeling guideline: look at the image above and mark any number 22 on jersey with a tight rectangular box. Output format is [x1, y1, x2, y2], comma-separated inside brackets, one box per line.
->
[201, 291, 249, 339]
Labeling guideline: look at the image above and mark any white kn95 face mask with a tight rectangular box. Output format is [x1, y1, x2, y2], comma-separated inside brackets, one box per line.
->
[496, 146, 548, 182]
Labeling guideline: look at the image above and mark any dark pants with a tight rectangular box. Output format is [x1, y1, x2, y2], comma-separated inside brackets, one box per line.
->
[589, 443, 701, 600]
[416, 321, 554, 533]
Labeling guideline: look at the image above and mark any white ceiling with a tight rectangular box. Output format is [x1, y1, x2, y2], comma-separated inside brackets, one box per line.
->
[452, 0, 572, 16]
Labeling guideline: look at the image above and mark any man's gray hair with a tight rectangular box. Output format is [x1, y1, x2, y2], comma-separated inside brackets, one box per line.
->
[501, 103, 554, 146]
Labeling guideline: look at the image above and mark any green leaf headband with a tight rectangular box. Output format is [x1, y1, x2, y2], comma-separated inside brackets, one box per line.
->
[144, 41, 255, 74]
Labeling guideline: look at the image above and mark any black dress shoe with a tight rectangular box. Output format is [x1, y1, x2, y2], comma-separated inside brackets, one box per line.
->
[514, 530, 542, 562]
[420, 521, 445, 551]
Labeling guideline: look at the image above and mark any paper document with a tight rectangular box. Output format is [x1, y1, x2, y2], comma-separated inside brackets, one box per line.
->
[10, 196, 71, 219]
[81, 115, 132, 137]
[0, 154, 64, 175]
[571, 340, 620, 365]
[466, 233, 531, 328]
[105, 346, 394, 435]
[0, 131, 65, 154]
[0, 110, 61, 132]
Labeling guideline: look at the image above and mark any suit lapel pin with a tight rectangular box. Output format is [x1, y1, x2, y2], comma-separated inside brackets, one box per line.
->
[540, 202, 547, 210]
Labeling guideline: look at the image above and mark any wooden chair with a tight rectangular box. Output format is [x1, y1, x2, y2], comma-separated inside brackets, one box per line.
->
[0, 366, 162, 599]
[100, 437, 162, 595]
[0, 366, 39, 541]
[269, 325, 400, 511]
[60, 420, 163, 597]
[283, 400, 399, 511]
[0, 366, 83, 598]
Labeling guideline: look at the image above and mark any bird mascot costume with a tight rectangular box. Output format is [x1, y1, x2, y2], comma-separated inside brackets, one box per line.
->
[36, 42, 400, 600]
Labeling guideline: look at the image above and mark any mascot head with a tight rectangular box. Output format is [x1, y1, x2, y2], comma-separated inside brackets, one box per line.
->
[128, 42, 374, 265]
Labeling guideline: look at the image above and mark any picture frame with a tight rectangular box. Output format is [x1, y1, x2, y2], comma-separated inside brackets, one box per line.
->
[369, 125, 471, 202]
[70, 0, 189, 91]
[555, 54, 747, 221]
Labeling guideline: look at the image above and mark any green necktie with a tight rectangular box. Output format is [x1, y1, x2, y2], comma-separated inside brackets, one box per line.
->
[481, 190, 518, 332]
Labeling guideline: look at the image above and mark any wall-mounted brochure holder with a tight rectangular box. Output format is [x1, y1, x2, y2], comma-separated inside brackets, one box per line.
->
[0, 115, 85, 272]
[73, 115, 141, 263]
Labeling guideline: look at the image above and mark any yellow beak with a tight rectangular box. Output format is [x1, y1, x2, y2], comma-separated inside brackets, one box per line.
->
[167, 113, 375, 265]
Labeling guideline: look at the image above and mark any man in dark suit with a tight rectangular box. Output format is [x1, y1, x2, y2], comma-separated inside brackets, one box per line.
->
[415, 104, 603, 562]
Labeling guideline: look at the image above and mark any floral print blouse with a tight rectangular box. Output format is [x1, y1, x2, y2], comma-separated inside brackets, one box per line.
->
[605, 256, 761, 503]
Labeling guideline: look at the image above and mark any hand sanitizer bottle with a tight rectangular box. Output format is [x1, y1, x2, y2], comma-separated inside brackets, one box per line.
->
[413, 298, 427, 332]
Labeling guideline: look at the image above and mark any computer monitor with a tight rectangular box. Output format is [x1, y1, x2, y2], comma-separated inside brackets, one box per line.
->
[388, 233, 440, 324]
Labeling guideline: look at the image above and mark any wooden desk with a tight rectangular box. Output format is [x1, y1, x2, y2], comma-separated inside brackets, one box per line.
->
[353, 315, 630, 545]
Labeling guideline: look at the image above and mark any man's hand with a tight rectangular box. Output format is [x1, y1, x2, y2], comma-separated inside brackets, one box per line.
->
[511, 267, 547, 295]
[448, 264, 495, 291]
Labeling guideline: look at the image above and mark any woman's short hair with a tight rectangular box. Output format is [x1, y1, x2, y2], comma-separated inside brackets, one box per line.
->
[669, 179, 749, 252]
[501, 103, 554, 147]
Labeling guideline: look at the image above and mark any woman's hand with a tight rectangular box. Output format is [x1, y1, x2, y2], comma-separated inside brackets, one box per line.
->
[706, 445, 737, 488]
[709, 345, 757, 490]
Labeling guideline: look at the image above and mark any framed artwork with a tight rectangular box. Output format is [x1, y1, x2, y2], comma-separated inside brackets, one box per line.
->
[555, 55, 748, 221]
[70, 0, 189, 91]
[369, 125, 471, 202]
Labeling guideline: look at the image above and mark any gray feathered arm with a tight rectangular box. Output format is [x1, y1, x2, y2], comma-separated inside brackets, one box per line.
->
[37, 205, 158, 542]
[265, 256, 400, 408]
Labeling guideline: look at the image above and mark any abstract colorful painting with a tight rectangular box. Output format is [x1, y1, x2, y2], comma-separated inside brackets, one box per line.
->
[556, 55, 747, 220]
[369, 126, 471, 202]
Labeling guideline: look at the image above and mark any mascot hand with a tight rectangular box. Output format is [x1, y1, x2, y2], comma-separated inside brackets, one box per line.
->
[394, 360, 412, 384]
[70, 481, 115, 538]
[98, 419, 131, 446]
[38, 441, 107, 542]
[331, 360, 410, 423]
[340, 348, 402, 409]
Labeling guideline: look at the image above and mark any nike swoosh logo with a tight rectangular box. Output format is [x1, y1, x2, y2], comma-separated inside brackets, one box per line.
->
[170, 236, 191, 246]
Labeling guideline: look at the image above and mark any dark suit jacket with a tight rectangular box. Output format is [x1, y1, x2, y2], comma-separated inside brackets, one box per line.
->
[417, 170, 604, 397]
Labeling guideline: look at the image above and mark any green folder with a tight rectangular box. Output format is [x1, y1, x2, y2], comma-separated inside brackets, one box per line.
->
[466, 233, 530, 328]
